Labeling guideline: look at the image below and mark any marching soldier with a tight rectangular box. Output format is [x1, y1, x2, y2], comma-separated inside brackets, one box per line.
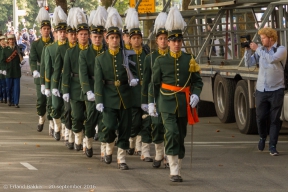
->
[142, 12, 169, 167]
[62, 7, 89, 151]
[0, 34, 22, 108]
[122, 26, 131, 50]
[149, 7, 203, 182]
[94, 7, 138, 170]
[0, 35, 7, 104]
[44, 6, 68, 141]
[53, 7, 77, 148]
[125, 8, 152, 161]
[29, 7, 53, 132]
[79, 6, 107, 158]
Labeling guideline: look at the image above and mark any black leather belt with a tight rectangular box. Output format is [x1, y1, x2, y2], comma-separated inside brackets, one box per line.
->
[104, 80, 128, 87]
[71, 73, 79, 77]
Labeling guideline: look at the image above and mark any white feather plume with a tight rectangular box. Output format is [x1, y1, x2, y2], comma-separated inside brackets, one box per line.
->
[105, 7, 123, 29]
[88, 10, 96, 26]
[53, 6, 67, 26]
[153, 12, 167, 34]
[71, 7, 87, 29]
[67, 7, 76, 27]
[165, 6, 186, 31]
[125, 8, 139, 31]
[35, 7, 50, 23]
[92, 6, 108, 27]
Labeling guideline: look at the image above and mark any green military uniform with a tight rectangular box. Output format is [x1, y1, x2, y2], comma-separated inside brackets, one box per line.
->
[45, 41, 66, 122]
[79, 44, 105, 141]
[152, 50, 203, 159]
[0, 43, 7, 103]
[53, 41, 75, 130]
[142, 49, 168, 145]
[130, 48, 151, 144]
[30, 37, 53, 117]
[62, 44, 88, 135]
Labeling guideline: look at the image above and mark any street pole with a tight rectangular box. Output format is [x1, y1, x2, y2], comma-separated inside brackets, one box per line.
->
[13, 0, 18, 31]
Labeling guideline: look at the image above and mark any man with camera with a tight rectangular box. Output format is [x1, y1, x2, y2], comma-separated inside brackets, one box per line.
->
[244, 27, 287, 156]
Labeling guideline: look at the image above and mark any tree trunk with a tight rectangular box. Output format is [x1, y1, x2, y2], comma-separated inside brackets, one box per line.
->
[182, 0, 190, 10]
[143, 20, 156, 50]
[101, 0, 113, 9]
[55, 0, 68, 14]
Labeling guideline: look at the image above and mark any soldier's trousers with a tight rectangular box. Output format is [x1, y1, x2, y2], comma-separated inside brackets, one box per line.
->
[131, 107, 152, 143]
[51, 95, 65, 123]
[151, 112, 165, 144]
[35, 84, 47, 117]
[64, 101, 72, 129]
[84, 101, 104, 141]
[0, 78, 6, 100]
[161, 112, 187, 159]
[102, 106, 132, 150]
[46, 96, 53, 121]
[70, 99, 85, 133]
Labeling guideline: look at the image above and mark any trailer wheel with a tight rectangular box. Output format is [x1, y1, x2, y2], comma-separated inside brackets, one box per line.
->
[213, 75, 236, 123]
[234, 80, 257, 134]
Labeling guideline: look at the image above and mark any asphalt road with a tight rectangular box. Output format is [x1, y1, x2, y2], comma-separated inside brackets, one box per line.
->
[0, 61, 287, 192]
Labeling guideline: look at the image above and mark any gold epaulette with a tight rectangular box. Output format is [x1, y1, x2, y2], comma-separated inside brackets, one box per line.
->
[189, 56, 201, 73]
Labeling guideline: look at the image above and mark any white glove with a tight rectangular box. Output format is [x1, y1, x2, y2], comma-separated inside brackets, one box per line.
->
[129, 79, 138, 87]
[148, 103, 158, 117]
[86, 91, 95, 101]
[96, 103, 104, 112]
[63, 93, 70, 103]
[189, 94, 199, 108]
[52, 89, 61, 97]
[41, 85, 45, 95]
[45, 89, 51, 97]
[33, 70, 40, 78]
[2, 70, 7, 76]
[20, 60, 26, 65]
[141, 104, 148, 112]
[0, 70, 2, 74]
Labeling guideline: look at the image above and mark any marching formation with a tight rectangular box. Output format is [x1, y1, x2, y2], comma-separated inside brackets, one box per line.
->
[29, 5, 203, 182]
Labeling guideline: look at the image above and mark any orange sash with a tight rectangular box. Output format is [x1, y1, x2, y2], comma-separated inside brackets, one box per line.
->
[161, 83, 199, 125]
[5, 50, 18, 63]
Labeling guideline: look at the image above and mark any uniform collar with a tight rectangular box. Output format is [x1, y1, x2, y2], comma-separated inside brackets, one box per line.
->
[69, 42, 76, 48]
[93, 44, 102, 51]
[158, 48, 168, 56]
[42, 37, 50, 43]
[133, 48, 142, 55]
[109, 47, 120, 56]
[78, 44, 88, 50]
[58, 40, 66, 46]
[125, 44, 131, 50]
[170, 51, 182, 59]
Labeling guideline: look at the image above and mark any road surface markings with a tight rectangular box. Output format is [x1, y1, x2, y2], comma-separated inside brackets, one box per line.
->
[20, 162, 37, 170]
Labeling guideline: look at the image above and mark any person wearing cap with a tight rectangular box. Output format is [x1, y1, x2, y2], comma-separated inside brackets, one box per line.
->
[0, 34, 22, 108]
[53, 8, 77, 149]
[142, 12, 169, 168]
[44, 6, 68, 141]
[122, 26, 131, 50]
[30, 7, 53, 132]
[149, 6, 203, 182]
[79, 6, 107, 158]
[0, 35, 7, 103]
[62, 7, 89, 151]
[124, 8, 152, 162]
[94, 7, 138, 170]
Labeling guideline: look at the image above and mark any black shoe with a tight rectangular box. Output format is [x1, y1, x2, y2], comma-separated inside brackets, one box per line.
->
[170, 175, 181, 182]
[135, 151, 141, 156]
[8, 102, 11, 106]
[118, 163, 129, 170]
[85, 147, 93, 158]
[74, 143, 83, 151]
[93, 133, 99, 141]
[104, 154, 112, 164]
[269, 147, 279, 156]
[126, 148, 135, 155]
[15, 105, 19, 108]
[4, 100, 7, 104]
[37, 124, 44, 132]
[152, 159, 163, 168]
[258, 138, 266, 151]
[142, 157, 153, 162]
[66, 142, 74, 150]
[178, 176, 183, 182]
[54, 131, 61, 141]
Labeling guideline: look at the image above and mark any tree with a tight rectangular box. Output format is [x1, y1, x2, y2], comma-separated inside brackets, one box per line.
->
[55, 0, 67, 14]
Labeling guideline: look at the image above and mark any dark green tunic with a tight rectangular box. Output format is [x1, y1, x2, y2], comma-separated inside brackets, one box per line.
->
[1, 46, 21, 78]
